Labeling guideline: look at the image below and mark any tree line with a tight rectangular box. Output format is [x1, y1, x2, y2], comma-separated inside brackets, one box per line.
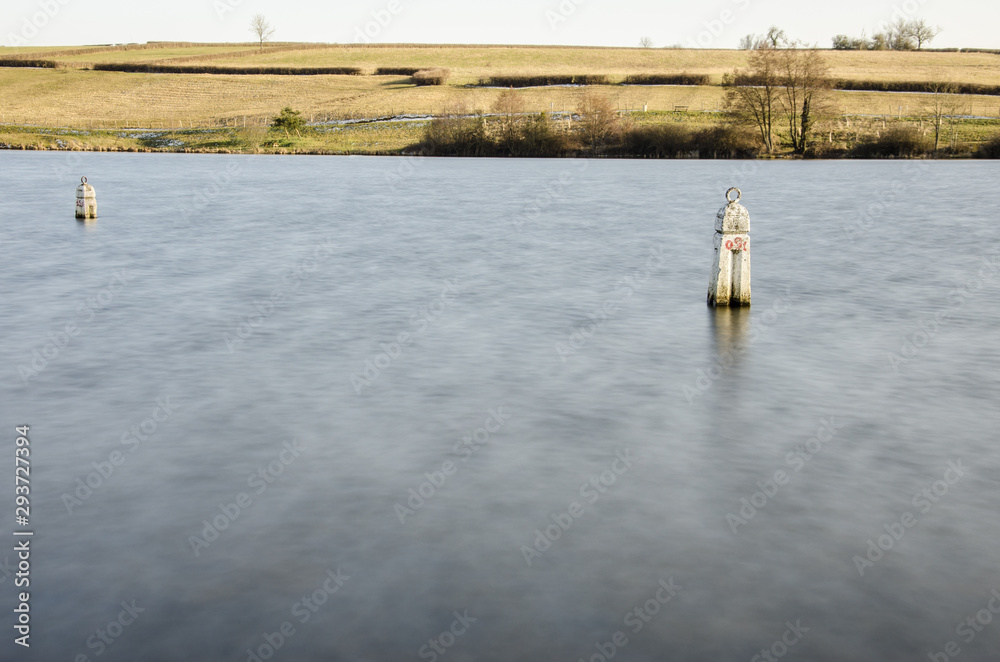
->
[832, 18, 940, 50]
[740, 20, 941, 52]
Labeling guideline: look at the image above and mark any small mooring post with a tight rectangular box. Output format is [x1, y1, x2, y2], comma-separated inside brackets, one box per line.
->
[708, 187, 751, 307]
[75, 176, 97, 220]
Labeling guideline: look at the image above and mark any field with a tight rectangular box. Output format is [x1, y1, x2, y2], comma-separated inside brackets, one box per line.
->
[1, 42, 999, 155]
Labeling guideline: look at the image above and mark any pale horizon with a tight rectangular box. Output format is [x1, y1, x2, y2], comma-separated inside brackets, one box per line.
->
[2, 0, 998, 50]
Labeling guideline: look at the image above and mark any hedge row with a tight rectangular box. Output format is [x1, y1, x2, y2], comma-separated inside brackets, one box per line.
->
[477, 74, 712, 87]
[831, 79, 1000, 96]
[478, 74, 611, 87]
[90, 63, 364, 75]
[730, 73, 1000, 97]
[622, 73, 710, 86]
[0, 59, 60, 68]
[375, 67, 422, 75]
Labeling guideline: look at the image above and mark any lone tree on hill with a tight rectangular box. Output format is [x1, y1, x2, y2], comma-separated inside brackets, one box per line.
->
[908, 19, 941, 49]
[250, 14, 275, 53]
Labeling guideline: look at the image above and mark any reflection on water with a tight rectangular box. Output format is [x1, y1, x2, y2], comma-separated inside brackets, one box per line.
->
[1, 153, 999, 662]
[710, 305, 752, 362]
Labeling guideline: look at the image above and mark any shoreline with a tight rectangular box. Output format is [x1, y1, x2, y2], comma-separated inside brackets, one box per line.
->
[2, 115, 997, 159]
[0, 142, 990, 159]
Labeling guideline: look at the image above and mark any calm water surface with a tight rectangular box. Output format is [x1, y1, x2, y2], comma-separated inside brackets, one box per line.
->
[1, 152, 999, 662]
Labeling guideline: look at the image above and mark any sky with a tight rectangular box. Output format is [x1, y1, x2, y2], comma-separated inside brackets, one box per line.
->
[1, 0, 996, 50]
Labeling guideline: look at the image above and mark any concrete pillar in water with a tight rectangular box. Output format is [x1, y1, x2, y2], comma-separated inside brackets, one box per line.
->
[75, 176, 97, 220]
[708, 187, 751, 307]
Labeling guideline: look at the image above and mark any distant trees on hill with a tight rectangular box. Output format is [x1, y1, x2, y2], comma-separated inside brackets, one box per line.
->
[739, 26, 788, 50]
[833, 18, 940, 50]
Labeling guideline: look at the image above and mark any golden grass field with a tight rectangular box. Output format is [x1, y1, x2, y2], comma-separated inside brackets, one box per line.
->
[0, 43, 998, 154]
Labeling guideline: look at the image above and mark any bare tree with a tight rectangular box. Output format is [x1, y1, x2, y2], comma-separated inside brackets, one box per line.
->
[725, 41, 832, 154]
[869, 31, 891, 50]
[638, 36, 654, 49]
[492, 88, 526, 149]
[739, 33, 760, 50]
[577, 91, 621, 153]
[909, 19, 941, 49]
[764, 26, 788, 48]
[888, 18, 916, 50]
[924, 84, 959, 153]
[250, 14, 275, 53]
[779, 46, 832, 154]
[724, 46, 781, 152]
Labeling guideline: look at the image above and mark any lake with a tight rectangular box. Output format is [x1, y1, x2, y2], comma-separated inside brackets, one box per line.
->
[1, 152, 999, 662]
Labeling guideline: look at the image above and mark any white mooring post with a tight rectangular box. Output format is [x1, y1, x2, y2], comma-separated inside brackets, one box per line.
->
[708, 187, 751, 307]
[75, 176, 97, 220]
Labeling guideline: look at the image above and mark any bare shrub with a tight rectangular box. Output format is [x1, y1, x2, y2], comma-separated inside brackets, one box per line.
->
[412, 68, 450, 86]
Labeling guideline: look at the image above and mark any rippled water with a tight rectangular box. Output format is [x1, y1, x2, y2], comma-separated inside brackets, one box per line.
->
[1, 152, 999, 662]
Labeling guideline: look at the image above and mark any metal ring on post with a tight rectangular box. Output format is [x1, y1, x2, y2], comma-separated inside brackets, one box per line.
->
[81, 176, 88, 185]
[726, 187, 741, 204]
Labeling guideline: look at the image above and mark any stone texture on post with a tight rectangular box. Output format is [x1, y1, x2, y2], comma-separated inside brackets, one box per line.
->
[708, 187, 751, 307]
[75, 176, 97, 219]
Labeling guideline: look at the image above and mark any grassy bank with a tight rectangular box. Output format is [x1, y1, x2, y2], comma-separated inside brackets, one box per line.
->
[2, 113, 997, 158]
[0, 122, 426, 155]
